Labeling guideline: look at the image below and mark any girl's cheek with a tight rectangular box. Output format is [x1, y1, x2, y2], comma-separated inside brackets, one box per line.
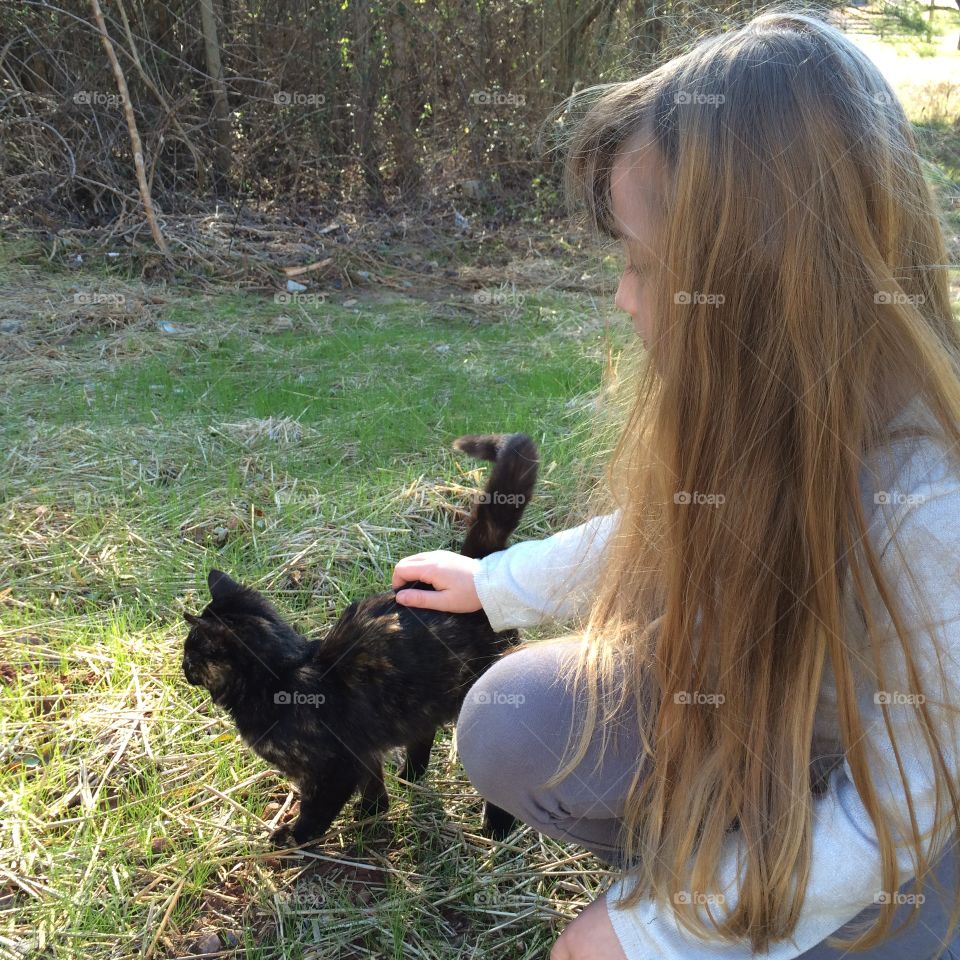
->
[631, 289, 653, 344]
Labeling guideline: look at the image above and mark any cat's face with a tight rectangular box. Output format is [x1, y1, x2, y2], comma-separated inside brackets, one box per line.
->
[182, 611, 236, 697]
[182, 570, 306, 705]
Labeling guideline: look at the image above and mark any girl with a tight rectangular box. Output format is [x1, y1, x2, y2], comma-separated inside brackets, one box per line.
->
[393, 8, 960, 959]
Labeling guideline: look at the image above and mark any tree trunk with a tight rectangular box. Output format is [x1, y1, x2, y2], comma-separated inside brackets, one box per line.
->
[633, 0, 665, 64]
[387, 0, 422, 196]
[199, 0, 233, 193]
[554, 0, 619, 101]
[350, 0, 384, 205]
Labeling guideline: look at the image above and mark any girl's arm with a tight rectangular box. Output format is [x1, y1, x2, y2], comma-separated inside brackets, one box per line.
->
[604, 476, 960, 959]
[472, 511, 620, 632]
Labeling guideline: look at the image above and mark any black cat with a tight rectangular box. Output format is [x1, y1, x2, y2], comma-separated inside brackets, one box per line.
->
[181, 433, 538, 845]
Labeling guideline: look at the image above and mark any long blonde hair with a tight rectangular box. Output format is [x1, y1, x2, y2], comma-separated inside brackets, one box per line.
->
[550, 6, 960, 952]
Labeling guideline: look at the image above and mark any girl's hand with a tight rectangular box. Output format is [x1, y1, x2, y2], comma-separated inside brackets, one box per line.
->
[551, 895, 629, 960]
[391, 550, 482, 613]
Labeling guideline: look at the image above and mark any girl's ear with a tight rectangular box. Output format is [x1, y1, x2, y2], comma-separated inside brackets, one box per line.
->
[208, 568, 243, 600]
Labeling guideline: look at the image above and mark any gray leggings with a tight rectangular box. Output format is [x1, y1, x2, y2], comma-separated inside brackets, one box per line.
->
[456, 640, 960, 960]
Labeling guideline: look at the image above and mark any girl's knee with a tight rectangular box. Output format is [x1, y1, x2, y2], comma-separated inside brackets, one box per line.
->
[456, 642, 576, 796]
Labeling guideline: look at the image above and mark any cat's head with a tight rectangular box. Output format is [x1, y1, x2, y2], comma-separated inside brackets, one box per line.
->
[181, 569, 306, 705]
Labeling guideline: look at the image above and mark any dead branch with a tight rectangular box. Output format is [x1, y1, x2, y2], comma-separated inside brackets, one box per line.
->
[87, 0, 170, 257]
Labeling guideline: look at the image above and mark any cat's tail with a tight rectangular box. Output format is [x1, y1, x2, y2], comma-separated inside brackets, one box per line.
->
[453, 433, 538, 560]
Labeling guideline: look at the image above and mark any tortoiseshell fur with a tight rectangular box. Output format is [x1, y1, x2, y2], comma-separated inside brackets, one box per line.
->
[181, 434, 538, 845]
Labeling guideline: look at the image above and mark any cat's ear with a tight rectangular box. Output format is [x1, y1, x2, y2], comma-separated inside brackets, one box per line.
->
[208, 568, 242, 600]
[184, 611, 203, 626]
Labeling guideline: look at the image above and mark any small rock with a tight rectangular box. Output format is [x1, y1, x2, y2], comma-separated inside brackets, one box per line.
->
[150, 836, 169, 855]
[0, 320, 22, 333]
[461, 179, 484, 200]
[355, 270, 371, 281]
[38, 695, 61, 715]
[434, 344, 451, 354]
[361, 885, 378, 904]
[221, 930, 240, 948]
[271, 315, 295, 331]
[158, 321, 179, 334]
[190, 930, 221, 955]
[286, 279, 307, 293]
[342, 298, 358, 307]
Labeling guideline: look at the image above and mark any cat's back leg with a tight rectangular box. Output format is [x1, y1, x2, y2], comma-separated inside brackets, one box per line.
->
[482, 801, 517, 839]
[357, 756, 389, 817]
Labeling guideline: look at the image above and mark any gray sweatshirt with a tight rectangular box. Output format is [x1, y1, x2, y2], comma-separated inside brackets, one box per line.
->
[471, 396, 960, 958]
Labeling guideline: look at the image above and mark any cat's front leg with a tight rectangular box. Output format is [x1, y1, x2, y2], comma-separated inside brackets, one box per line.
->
[271, 766, 362, 846]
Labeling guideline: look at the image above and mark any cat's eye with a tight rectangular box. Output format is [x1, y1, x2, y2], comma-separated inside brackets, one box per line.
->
[186, 633, 215, 657]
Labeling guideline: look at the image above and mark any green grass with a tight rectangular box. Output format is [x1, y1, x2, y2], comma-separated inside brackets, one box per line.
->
[0, 254, 627, 959]
[856, 0, 960, 51]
